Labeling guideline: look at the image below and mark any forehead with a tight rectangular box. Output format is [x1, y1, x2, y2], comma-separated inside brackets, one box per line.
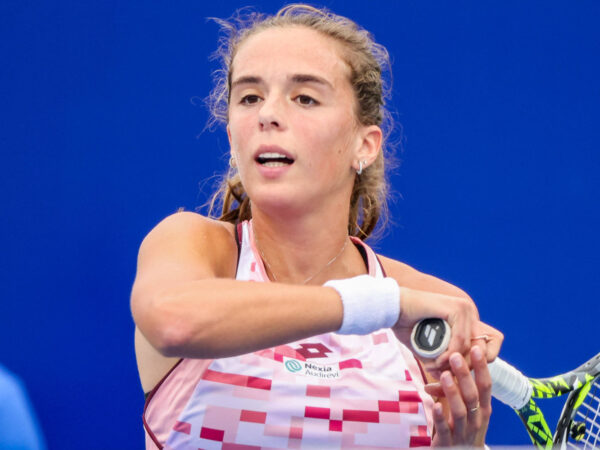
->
[231, 26, 351, 85]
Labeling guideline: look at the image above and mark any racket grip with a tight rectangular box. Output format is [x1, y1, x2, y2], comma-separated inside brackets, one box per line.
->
[488, 358, 532, 410]
[411, 319, 532, 410]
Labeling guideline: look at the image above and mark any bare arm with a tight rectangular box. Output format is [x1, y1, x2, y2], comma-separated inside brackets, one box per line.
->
[380, 255, 503, 366]
[378, 255, 472, 300]
[131, 212, 344, 359]
[132, 213, 498, 364]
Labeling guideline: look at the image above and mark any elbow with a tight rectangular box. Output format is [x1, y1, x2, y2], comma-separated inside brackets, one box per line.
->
[133, 284, 228, 358]
[155, 301, 212, 357]
[154, 316, 222, 359]
[134, 293, 202, 358]
[153, 310, 231, 359]
[152, 318, 193, 357]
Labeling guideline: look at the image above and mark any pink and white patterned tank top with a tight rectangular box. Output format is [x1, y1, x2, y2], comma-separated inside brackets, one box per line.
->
[143, 221, 434, 449]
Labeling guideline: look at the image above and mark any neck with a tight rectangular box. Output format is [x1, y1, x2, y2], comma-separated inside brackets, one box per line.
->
[250, 205, 366, 284]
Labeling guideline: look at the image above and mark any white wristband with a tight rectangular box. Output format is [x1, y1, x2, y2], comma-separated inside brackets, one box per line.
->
[324, 275, 400, 335]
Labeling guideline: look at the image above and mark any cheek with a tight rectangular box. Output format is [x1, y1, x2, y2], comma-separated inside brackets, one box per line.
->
[228, 115, 253, 152]
[300, 109, 356, 150]
[317, 124, 357, 161]
[309, 130, 355, 176]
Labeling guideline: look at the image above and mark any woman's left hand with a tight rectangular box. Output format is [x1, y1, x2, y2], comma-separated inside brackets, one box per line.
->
[425, 346, 492, 447]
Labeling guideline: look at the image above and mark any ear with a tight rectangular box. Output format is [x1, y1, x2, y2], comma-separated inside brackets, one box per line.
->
[352, 125, 382, 172]
[226, 125, 236, 164]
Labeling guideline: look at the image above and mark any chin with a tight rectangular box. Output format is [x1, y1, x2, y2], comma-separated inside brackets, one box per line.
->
[249, 189, 311, 217]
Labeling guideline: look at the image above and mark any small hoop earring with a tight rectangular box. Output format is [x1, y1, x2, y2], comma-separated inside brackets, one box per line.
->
[229, 156, 236, 168]
[356, 160, 367, 175]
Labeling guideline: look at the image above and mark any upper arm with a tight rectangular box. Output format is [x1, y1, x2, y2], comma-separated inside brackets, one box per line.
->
[130, 212, 237, 335]
[377, 255, 472, 302]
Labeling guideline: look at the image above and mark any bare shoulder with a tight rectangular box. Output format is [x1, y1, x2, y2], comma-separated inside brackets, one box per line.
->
[132, 212, 238, 392]
[141, 211, 235, 252]
[377, 254, 471, 301]
[137, 211, 237, 279]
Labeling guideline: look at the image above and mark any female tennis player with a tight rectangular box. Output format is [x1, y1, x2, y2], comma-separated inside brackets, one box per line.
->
[131, 5, 502, 448]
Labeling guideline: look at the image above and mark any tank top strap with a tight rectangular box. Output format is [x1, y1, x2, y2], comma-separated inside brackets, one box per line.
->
[236, 220, 269, 282]
[349, 236, 386, 278]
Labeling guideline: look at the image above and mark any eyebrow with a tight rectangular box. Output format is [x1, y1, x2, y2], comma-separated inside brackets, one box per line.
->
[290, 74, 332, 89]
[230, 74, 333, 90]
[230, 75, 262, 89]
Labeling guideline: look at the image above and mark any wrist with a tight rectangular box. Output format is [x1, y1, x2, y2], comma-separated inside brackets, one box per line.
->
[324, 275, 400, 335]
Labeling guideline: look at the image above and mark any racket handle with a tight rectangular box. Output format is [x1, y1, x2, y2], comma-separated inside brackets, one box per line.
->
[411, 319, 532, 410]
[410, 318, 451, 359]
[488, 358, 532, 410]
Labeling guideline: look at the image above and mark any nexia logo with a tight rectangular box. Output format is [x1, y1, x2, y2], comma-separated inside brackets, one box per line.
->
[285, 359, 303, 373]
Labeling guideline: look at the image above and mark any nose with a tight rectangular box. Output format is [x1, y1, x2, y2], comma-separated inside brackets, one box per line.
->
[258, 95, 284, 131]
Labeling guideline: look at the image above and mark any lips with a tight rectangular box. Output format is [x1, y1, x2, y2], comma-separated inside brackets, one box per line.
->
[254, 146, 295, 167]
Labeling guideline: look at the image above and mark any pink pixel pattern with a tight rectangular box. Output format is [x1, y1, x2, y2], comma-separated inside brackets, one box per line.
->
[146, 221, 433, 449]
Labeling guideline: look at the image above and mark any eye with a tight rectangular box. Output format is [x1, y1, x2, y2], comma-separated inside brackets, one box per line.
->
[240, 94, 262, 105]
[294, 95, 319, 106]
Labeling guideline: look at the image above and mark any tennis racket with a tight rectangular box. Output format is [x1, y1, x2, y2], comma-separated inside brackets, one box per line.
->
[411, 318, 600, 449]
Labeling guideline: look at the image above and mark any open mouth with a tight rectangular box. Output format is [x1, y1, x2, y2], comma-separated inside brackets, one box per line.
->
[255, 152, 295, 167]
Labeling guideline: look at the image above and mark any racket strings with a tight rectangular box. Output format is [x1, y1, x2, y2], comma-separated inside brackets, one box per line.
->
[573, 379, 600, 448]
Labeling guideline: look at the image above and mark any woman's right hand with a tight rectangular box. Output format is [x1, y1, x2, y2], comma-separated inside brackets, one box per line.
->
[391, 286, 503, 371]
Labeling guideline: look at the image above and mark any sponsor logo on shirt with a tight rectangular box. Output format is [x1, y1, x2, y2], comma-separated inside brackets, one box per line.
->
[283, 357, 341, 379]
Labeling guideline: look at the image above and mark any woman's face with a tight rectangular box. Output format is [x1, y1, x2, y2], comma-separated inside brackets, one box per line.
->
[227, 26, 374, 215]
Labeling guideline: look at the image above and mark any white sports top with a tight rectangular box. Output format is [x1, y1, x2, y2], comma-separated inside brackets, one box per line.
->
[143, 220, 434, 449]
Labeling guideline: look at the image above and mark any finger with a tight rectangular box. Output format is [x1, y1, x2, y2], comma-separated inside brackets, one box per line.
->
[432, 402, 452, 445]
[443, 302, 476, 360]
[485, 338, 501, 363]
[482, 331, 502, 363]
[424, 382, 443, 398]
[425, 369, 442, 383]
[423, 359, 445, 376]
[446, 322, 470, 358]
[467, 337, 487, 367]
[440, 370, 467, 439]
[433, 352, 451, 371]
[471, 345, 492, 408]
[450, 352, 482, 429]
[432, 336, 467, 373]
[473, 322, 504, 362]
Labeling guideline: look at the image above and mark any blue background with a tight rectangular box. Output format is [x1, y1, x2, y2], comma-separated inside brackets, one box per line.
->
[2, 1, 599, 448]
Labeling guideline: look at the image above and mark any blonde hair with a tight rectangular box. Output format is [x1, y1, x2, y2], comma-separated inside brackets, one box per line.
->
[207, 4, 393, 240]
